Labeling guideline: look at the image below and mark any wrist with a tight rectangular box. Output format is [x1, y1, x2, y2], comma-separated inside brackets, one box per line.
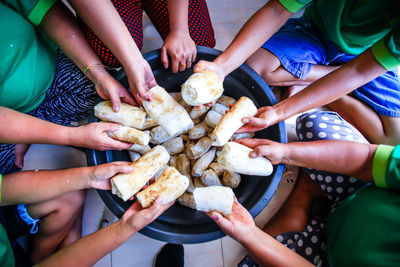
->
[213, 56, 229, 79]
[240, 225, 260, 248]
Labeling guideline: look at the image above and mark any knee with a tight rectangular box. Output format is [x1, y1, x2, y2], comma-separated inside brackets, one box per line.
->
[60, 190, 86, 213]
[246, 49, 279, 79]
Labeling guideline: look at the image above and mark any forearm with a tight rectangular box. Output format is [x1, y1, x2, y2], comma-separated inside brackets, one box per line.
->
[215, 0, 292, 76]
[281, 140, 377, 181]
[0, 107, 73, 145]
[40, 1, 108, 81]
[67, 0, 144, 68]
[36, 220, 133, 267]
[273, 49, 387, 123]
[1, 167, 92, 205]
[167, 0, 189, 34]
[242, 227, 313, 267]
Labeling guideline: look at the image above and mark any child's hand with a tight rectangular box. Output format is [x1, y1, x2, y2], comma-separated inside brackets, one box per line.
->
[207, 199, 256, 244]
[194, 60, 225, 80]
[237, 106, 279, 133]
[161, 31, 196, 73]
[125, 59, 158, 105]
[71, 122, 133, 151]
[121, 197, 174, 233]
[235, 138, 285, 165]
[89, 162, 133, 190]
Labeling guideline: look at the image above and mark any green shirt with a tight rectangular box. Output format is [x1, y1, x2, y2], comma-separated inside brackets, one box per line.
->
[326, 145, 400, 266]
[279, 0, 400, 70]
[0, 0, 57, 113]
[0, 224, 14, 267]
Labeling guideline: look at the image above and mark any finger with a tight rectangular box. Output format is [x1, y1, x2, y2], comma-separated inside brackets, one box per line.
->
[204, 101, 215, 107]
[128, 201, 143, 214]
[120, 89, 137, 107]
[98, 122, 121, 132]
[145, 197, 174, 218]
[108, 89, 122, 112]
[110, 163, 134, 174]
[137, 87, 151, 102]
[161, 47, 169, 69]
[207, 211, 232, 230]
[235, 138, 269, 148]
[236, 124, 265, 133]
[179, 60, 186, 72]
[172, 56, 180, 74]
[251, 145, 275, 159]
[133, 92, 143, 107]
[196, 104, 204, 109]
[104, 138, 134, 151]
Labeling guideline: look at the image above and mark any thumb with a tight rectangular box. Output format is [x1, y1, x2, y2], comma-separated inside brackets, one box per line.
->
[161, 47, 169, 69]
[207, 211, 232, 232]
[194, 60, 207, 73]
[241, 116, 269, 129]
[98, 122, 121, 133]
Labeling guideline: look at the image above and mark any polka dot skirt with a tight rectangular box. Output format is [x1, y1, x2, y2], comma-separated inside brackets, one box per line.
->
[79, 0, 216, 67]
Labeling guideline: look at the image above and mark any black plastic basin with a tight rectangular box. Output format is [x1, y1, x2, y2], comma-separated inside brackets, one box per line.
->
[86, 46, 286, 244]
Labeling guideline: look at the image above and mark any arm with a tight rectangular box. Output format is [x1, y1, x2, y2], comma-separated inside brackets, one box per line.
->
[195, 0, 292, 78]
[36, 199, 173, 267]
[0, 162, 133, 205]
[161, 0, 197, 73]
[67, 0, 157, 104]
[39, 1, 136, 111]
[0, 107, 133, 151]
[240, 49, 387, 132]
[207, 200, 313, 267]
[237, 138, 377, 183]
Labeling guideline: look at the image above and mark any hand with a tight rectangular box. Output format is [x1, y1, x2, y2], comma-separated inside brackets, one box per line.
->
[161, 31, 196, 73]
[237, 106, 279, 133]
[125, 59, 158, 105]
[71, 122, 133, 150]
[86, 66, 137, 112]
[194, 60, 225, 80]
[89, 162, 133, 190]
[236, 138, 285, 165]
[207, 199, 256, 244]
[121, 197, 174, 233]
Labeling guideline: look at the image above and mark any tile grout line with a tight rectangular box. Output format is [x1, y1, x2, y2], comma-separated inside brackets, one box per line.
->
[221, 238, 225, 267]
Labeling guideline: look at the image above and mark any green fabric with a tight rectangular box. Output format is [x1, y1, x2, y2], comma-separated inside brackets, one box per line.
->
[28, 0, 57, 26]
[278, 0, 310, 13]
[0, 224, 14, 267]
[327, 145, 400, 266]
[282, 0, 400, 70]
[373, 145, 394, 188]
[0, 0, 56, 113]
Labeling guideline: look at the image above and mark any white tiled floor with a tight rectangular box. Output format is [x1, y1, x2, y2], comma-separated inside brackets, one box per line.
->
[20, 1, 303, 266]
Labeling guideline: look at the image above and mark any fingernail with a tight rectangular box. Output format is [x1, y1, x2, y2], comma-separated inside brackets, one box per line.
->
[126, 166, 134, 171]
[250, 152, 257, 158]
[146, 95, 151, 101]
[156, 197, 163, 204]
[212, 215, 218, 220]
[113, 106, 119, 112]
[243, 118, 249, 123]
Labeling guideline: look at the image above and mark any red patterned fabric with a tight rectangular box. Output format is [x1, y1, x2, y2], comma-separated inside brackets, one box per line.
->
[79, 0, 216, 67]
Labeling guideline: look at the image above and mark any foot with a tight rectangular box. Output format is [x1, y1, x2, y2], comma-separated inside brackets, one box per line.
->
[155, 243, 184, 267]
[262, 169, 326, 236]
[14, 143, 31, 169]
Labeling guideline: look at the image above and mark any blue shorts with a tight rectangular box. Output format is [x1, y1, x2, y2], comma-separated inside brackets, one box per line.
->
[262, 17, 400, 117]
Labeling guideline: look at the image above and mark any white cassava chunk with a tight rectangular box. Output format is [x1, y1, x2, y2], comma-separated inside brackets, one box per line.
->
[193, 186, 234, 216]
[217, 95, 236, 107]
[150, 126, 177, 144]
[231, 132, 255, 141]
[190, 105, 211, 120]
[143, 86, 193, 136]
[108, 125, 149, 145]
[178, 193, 196, 209]
[177, 154, 194, 193]
[128, 151, 141, 162]
[186, 137, 212, 159]
[209, 162, 226, 177]
[162, 137, 184, 155]
[192, 147, 216, 177]
[181, 70, 223, 106]
[217, 142, 273, 176]
[94, 101, 146, 129]
[210, 97, 257, 146]
[222, 171, 241, 188]
[111, 146, 170, 201]
[128, 144, 151, 154]
[188, 121, 211, 140]
[136, 167, 189, 208]
[200, 169, 222, 186]
[205, 110, 223, 128]
[211, 103, 229, 115]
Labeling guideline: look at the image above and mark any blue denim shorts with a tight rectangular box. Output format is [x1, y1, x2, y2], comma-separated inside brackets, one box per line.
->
[262, 17, 400, 117]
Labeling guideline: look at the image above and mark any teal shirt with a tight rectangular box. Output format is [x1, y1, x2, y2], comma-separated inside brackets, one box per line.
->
[327, 145, 400, 266]
[0, 224, 14, 267]
[279, 0, 400, 70]
[0, 0, 57, 113]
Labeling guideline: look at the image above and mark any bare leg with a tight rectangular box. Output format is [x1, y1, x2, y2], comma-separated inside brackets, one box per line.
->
[327, 95, 400, 145]
[263, 170, 326, 237]
[14, 144, 31, 169]
[27, 190, 85, 263]
[246, 48, 340, 87]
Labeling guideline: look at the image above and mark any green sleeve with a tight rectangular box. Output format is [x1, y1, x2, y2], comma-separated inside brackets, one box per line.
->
[372, 145, 400, 190]
[371, 27, 400, 71]
[4, 0, 57, 26]
[278, 0, 311, 13]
